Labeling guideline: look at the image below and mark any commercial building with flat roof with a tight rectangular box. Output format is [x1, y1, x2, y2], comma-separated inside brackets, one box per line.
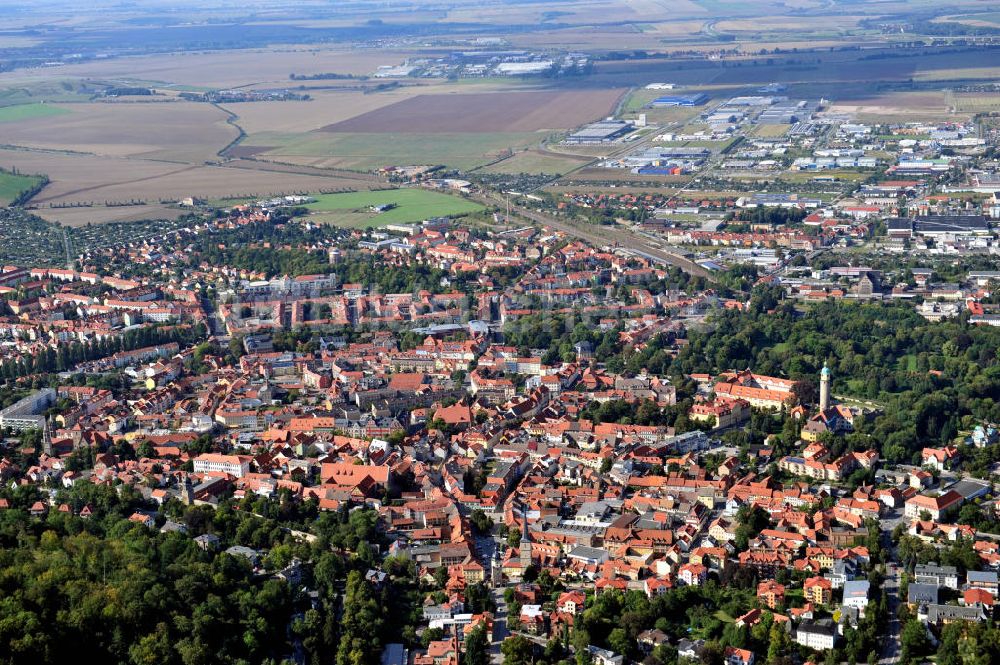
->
[914, 215, 990, 237]
[0, 388, 55, 431]
[650, 93, 708, 107]
[564, 120, 633, 144]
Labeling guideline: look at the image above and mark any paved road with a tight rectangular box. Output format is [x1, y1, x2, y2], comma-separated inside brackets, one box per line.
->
[878, 521, 902, 665]
[200, 296, 229, 342]
[489, 588, 509, 665]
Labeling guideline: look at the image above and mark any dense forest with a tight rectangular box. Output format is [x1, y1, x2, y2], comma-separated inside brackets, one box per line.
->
[665, 294, 1000, 464]
[0, 481, 417, 665]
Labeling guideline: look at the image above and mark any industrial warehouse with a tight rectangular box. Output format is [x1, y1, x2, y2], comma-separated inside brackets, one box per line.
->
[562, 119, 634, 144]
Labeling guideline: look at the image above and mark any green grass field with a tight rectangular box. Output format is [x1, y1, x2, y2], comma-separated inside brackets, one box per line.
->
[304, 189, 483, 227]
[754, 124, 790, 138]
[622, 89, 663, 113]
[898, 354, 919, 372]
[0, 103, 70, 123]
[480, 150, 590, 175]
[0, 171, 44, 205]
[0, 80, 92, 108]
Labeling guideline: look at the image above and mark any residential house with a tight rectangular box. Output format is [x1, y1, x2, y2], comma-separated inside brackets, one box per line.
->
[724, 646, 755, 665]
[904, 490, 963, 521]
[757, 580, 786, 609]
[804, 576, 833, 605]
[914, 563, 960, 590]
[795, 620, 837, 650]
[842, 580, 870, 615]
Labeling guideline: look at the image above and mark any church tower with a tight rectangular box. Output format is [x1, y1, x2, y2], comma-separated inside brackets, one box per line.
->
[42, 415, 53, 456]
[519, 501, 532, 569]
[180, 474, 195, 506]
[491, 547, 503, 587]
[819, 362, 831, 412]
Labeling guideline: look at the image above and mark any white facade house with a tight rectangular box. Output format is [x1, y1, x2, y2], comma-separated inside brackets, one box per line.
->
[193, 453, 250, 478]
[842, 580, 870, 615]
[795, 621, 837, 651]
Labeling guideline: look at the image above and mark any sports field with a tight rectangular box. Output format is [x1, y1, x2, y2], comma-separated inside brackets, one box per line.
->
[304, 189, 483, 228]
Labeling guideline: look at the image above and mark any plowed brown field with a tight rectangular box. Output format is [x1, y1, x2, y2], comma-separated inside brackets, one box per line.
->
[320, 89, 625, 134]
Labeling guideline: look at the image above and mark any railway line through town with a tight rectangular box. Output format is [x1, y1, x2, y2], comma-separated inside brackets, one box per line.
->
[472, 189, 715, 279]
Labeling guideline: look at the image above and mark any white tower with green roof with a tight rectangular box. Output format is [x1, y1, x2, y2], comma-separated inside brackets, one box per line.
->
[819, 362, 831, 412]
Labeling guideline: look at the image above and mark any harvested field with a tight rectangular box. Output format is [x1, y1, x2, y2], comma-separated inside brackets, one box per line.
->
[0, 148, 374, 220]
[226, 145, 277, 158]
[258, 132, 544, 171]
[511, 25, 679, 51]
[220, 158, 379, 184]
[34, 204, 182, 227]
[0, 48, 420, 89]
[0, 150, 185, 204]
[226, 81, 529, 135]
[319, 90, 625, 134]
[0, 101, 237, 162]
[716, 15, 863, 32]
[830, 91, 958, 122]
[41, 164, 370, 205]
[222, 89, 415, 134]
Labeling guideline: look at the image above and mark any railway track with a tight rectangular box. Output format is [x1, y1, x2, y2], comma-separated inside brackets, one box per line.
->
[474, 190, 714, 279]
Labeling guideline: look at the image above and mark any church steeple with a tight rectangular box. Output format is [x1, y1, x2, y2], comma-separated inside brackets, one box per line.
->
[819, 361, 831, 412]
[518, 500, 532, 568]
[42, 415, 54, 456]
[180, 473, 195, 506]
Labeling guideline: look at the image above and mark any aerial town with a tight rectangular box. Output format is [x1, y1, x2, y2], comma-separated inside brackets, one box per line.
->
[4, 141, 1000, 663]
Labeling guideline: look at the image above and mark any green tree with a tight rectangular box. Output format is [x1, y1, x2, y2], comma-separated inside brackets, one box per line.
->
[501, 635, 535, 665]
[336, 571, 384, 665]
[900, 618, 930, 664]
[464, 626, 489, 665]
